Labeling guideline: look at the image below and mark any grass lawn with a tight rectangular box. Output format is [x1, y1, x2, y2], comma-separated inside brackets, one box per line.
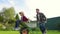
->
[0, 30, 60, 34]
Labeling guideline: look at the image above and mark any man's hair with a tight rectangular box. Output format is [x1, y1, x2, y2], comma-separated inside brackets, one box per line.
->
[36, 8, 39, 10]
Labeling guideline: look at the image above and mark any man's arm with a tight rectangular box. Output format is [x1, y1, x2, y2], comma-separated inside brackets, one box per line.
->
[41, 13, 47, 23]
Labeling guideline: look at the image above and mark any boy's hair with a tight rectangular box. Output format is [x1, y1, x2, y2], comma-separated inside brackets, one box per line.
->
[19, 12, 23, 14]
[19, 12, 24, 16]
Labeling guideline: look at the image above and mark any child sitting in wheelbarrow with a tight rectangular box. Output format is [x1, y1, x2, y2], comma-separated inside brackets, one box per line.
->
[15, 11, 30, 34]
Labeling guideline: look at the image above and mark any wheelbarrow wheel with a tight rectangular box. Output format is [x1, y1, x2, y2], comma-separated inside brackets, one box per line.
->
[20, 27, 29, 34]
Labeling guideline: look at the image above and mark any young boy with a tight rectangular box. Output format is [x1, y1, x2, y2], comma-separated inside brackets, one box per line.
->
[15, 11, 29, 34]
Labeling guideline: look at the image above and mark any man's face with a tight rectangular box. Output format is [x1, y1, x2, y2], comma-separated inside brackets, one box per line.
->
[36, 9, 39, 13]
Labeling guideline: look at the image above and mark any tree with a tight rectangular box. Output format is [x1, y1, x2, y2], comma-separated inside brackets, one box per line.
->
[4, 7, 15, 20]
[0, 7, 16, 30]
[15, 14, 19, 20]
[0, 16, 4, 22]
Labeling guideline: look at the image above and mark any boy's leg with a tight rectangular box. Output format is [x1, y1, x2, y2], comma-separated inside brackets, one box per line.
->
[15, 20, 21, 30]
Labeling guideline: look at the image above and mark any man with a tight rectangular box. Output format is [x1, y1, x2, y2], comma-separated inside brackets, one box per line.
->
[36, 8, 47, 34]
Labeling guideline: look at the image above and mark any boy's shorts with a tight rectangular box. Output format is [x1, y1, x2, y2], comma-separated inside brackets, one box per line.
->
[15, 20, 28, 28]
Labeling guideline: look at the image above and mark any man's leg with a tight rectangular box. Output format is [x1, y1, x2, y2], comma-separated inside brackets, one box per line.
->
[39, 23, 46, 34]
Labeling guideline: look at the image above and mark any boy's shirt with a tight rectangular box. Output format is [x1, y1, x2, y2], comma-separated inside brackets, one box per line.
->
[21, 16, 28, 22]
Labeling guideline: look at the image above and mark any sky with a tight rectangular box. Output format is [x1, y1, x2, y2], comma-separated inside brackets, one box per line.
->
[0, 0, 60, 20]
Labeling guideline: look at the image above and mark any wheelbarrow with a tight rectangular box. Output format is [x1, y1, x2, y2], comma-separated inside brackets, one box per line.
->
[20, 21, 37, 34]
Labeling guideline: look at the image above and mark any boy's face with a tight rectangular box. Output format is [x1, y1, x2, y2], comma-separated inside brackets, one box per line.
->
[19, 13, 22, 16]
[19, 13, 23, 16]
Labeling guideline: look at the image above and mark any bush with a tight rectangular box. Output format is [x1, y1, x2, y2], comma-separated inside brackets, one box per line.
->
[56, 23, 60, 30]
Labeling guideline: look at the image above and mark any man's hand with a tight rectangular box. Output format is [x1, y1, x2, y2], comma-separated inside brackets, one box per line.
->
[34, 16, 36, 18]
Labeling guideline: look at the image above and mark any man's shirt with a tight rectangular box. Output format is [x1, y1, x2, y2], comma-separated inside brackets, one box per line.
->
[36, 13, 46, 23]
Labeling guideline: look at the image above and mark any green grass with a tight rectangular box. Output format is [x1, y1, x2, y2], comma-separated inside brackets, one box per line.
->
[0, 30, 60, 34]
